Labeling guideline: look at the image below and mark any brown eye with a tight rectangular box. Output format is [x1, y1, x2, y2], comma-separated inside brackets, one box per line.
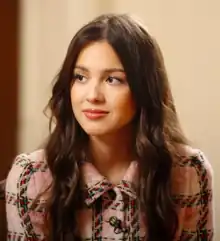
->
[106, 76, 123, 85]
[73, 74, 87, 83]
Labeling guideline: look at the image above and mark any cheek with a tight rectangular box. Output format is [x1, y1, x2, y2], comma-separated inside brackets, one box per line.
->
[112, 91, 136, 117]
[70, 87, 82, 109]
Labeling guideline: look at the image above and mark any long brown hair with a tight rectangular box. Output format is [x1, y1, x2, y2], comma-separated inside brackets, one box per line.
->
[41, 13, 187, 241]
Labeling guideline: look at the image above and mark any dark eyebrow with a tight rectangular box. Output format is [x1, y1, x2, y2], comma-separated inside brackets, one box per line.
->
[74, 65, 125, 74]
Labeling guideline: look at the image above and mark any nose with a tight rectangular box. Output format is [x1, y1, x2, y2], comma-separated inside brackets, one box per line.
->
[86, 81, 105, 103]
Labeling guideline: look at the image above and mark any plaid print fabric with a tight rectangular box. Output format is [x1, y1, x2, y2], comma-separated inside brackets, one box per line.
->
[5, 148, 214, 240]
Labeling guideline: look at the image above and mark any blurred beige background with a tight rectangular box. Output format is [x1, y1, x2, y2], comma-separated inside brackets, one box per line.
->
[18, 0, 219, 239]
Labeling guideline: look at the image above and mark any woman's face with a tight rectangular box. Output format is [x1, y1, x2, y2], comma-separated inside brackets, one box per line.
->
[70, 41, 136, 136]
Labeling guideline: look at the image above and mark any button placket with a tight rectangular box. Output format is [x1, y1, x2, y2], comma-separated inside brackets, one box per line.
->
[111, 187, 127, 238]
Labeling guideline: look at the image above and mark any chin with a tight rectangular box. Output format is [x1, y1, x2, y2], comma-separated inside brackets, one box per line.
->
[82, 125, 113, 136]
[84, 129, 108, 136]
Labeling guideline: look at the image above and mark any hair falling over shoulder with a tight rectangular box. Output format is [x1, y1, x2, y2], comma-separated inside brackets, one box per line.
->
[36, 14, 188, 241]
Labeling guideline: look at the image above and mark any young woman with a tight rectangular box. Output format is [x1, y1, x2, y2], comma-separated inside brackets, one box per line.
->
[5, 14, 214, 241]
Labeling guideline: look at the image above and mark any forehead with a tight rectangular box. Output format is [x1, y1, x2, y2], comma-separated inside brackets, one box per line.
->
[75, 41, 124, 70]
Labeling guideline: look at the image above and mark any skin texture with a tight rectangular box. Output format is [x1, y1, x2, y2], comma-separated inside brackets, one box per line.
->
[70, 41, 137, 183]
[71, 40, 136, 137]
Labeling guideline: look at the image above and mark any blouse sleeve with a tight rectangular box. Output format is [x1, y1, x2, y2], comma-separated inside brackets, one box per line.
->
[5, 153, 45, 241]
[180, 151, 214, 240]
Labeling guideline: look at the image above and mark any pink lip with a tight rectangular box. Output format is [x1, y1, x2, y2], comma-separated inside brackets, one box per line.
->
[82, 109, 109, 120]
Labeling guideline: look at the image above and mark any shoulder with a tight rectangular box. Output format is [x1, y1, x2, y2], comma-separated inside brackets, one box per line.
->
[172, 148, 214, 239]
[5, 149, 51, 239]
[172, 145, 213, 199]
[6, 149, 51, 202]
[174, 146, 213, 181]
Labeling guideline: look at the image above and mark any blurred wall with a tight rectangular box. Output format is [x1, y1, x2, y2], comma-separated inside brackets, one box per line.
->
[19, 1, 219, 239]
[18, 0, 102, 152]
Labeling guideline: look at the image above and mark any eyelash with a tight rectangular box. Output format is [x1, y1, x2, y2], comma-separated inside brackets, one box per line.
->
[73, 74, 123, 85]
[73, 74, 86, 82]
[106, 76, 123, 84]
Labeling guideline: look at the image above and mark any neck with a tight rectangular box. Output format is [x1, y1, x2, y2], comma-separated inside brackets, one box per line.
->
[87, 127, 135, 184]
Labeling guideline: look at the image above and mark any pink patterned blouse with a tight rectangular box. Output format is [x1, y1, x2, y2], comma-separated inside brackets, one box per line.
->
[5, 147, 214, 240]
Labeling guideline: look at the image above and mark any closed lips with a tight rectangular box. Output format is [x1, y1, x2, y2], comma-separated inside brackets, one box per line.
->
[82, 109, 109, 114]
